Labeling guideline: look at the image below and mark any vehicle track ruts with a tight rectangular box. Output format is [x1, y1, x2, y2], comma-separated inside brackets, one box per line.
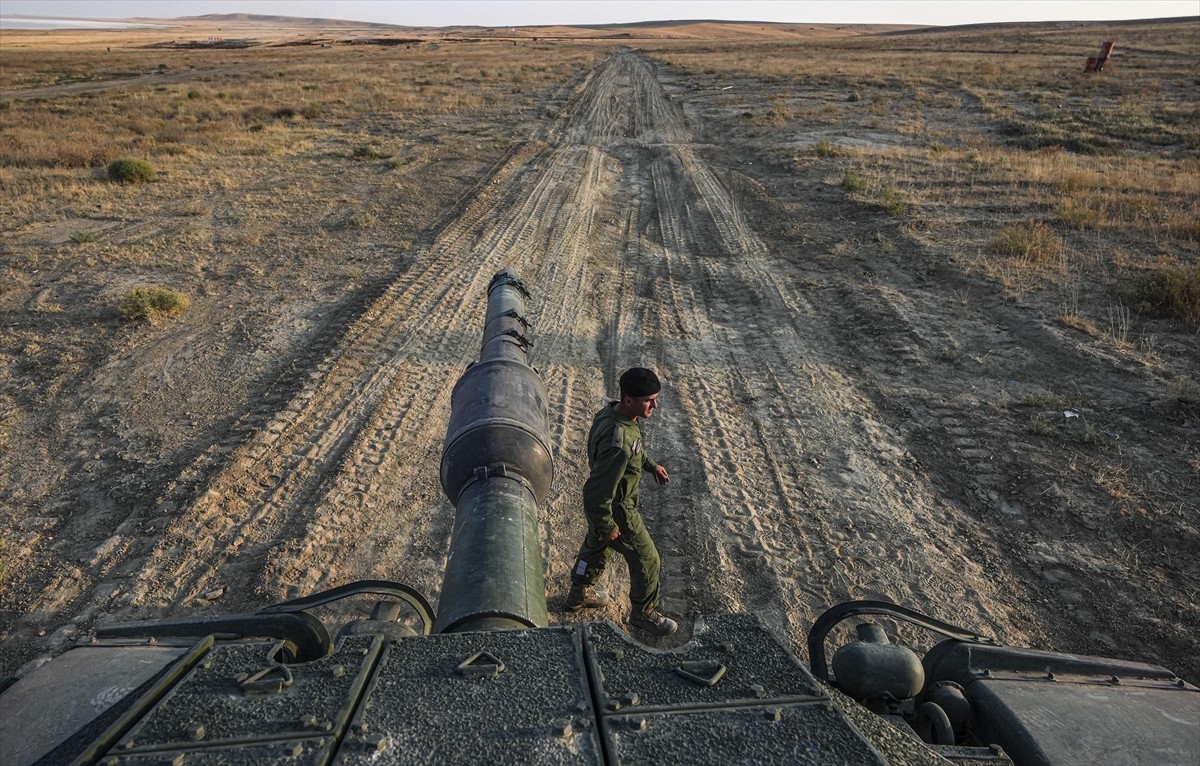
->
[115, 53, 638, 615]
[131, 139, 619, 611]
[4, 60, 627, 631]
[573, 51, 1033, 650]
[11, 48, 1035, 659]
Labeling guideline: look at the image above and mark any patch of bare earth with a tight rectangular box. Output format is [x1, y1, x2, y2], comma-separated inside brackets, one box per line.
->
[1, 24, 1196, 693]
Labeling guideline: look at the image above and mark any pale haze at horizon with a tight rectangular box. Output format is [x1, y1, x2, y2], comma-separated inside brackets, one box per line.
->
[2, 0, 1197, 27]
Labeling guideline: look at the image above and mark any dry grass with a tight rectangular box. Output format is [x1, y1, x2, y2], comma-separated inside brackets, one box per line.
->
[0, 35, 607, 414]
[1056, 310, 1099, 336]
[990, 222, 1062, 262]
[0, 42, 598, 173]
[638, 19, 1198, 348]
[0, 39, 603, 289]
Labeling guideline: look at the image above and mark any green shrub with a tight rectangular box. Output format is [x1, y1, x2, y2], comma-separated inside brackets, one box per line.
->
[841, 172, 868, 193]
[107, 157, 157, 183]
[70, 230, 95, 243]
[879, 186, 908, 216]
[812, 140, 841, 157]
[186, 89, 201, 99]
[1120, 266, 1200, 323]
[1001, 118, 1105, 155]
[1168, 375, 1199, 403]
[119, 286, 189, 322]
[766, 97, 793, 125]
[1027, 414, 1056, 436]
[1056, 199, 1096, 229]
[989, 222, 1060, 262]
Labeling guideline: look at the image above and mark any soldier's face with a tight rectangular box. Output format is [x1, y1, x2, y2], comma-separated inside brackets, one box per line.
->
[628, 394, 659, 419]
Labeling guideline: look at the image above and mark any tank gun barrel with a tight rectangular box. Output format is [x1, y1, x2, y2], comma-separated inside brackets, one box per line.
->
[434, 269, 554, 633]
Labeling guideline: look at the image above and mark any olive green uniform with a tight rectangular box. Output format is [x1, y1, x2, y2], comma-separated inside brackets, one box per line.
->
[571, 402, 663, 612]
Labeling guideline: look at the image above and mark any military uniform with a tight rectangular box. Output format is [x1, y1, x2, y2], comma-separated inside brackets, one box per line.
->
[571, 402, 663, 613]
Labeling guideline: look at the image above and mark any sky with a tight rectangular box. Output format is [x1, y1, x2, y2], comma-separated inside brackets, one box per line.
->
[1, 0, 1196, 28]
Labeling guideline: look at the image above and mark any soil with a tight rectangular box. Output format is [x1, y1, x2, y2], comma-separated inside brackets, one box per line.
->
[1, 44, 1197, 691]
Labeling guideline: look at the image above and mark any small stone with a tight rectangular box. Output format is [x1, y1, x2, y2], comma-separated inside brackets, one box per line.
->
[366, 733, 387, 752]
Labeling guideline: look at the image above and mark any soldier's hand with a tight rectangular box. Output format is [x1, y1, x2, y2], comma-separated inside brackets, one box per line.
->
[606, 528, 621, 542]
[652, 465, 670, 485]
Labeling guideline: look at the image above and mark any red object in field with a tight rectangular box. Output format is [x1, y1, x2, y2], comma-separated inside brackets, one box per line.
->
[1083, 41, 1116, 73]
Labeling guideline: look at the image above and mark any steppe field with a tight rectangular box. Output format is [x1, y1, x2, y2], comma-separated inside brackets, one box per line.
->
[1, 16, 1197, 685]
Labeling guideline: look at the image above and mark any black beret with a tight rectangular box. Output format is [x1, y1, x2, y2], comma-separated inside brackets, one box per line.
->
[619, 367, 661, 398]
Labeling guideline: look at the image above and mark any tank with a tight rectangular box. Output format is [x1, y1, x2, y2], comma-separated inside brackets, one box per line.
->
[1, 270, 1196, 766]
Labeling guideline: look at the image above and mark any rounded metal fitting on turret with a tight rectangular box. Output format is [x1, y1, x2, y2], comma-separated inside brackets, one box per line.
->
[831, 622, 925, 702]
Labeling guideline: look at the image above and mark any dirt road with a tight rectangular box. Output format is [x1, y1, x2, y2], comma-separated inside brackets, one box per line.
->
[2, 49, 1196, 684]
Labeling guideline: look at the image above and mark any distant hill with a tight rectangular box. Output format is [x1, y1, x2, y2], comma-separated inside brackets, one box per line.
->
[13, 13, 1190, 45]
[879, 14, 1196, 35]
[153, 14, 921, 40]
[177, 13, 404, 29]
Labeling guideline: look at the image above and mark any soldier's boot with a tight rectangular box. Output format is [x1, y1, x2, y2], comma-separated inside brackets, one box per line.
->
[565, 583, 612, 612]
[629, 607, 678, 636]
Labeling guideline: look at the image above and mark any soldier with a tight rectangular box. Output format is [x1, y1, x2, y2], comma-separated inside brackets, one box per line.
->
[566, 367, 677, 636]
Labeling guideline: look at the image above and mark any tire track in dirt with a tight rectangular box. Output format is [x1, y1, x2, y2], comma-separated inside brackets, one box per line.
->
[143, 141, 616, 610]
[270, 142, 622, 603]
[804, 227, 1197, 658]
[8, 63, 629, 634]
[569, 52, 1033, 651]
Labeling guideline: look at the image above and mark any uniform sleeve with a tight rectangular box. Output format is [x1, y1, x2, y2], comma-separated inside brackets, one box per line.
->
[584, 444, 629, 537]
[641, 453, 658, 473]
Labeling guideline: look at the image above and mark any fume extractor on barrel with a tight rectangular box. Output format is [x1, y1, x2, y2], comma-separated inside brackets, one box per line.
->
[435, 269, 554, 633]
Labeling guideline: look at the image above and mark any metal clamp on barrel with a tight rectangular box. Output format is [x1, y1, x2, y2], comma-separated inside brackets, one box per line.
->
[488, 270, 530, 298]
[495, 308, 531, 331]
